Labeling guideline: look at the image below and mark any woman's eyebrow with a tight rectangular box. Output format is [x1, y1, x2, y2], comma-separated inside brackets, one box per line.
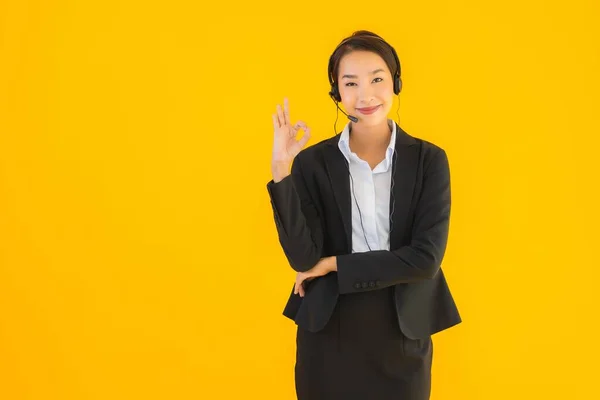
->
[341, 68, 385, 79]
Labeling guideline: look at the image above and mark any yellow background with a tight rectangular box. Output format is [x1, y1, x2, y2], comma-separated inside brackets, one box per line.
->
[1, 0, 599, 399]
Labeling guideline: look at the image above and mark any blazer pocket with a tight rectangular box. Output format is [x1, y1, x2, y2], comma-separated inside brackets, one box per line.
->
[402, 335, 431, 359]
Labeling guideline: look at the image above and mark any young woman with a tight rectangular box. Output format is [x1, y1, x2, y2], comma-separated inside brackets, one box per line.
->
[267, 30, 461, 400]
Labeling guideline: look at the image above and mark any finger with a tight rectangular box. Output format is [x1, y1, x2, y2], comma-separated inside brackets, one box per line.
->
[299, 284, 305, 297]
[272, 114, 280, 130]
[283, 97, 290, 126]
[291, 120, 306, 137]
[276, 104, 285, 127]
[294, 276, 302, 295]
[297, 126, 311, 148]
[295, 274, 306, 295]
[295, 120, 307, 130]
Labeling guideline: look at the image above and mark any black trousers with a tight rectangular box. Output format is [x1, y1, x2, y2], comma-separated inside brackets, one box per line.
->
[295, 285, 433, 400]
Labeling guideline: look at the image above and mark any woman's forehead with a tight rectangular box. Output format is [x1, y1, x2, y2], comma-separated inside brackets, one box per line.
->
[338, 51, 390, 76]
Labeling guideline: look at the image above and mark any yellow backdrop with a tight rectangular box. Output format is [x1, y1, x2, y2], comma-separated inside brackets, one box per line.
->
[1, 0, 599, 399]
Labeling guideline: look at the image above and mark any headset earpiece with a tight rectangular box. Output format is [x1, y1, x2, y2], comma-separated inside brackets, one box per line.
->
[329, 83, 341, 102]
[394, 75, 402, 95]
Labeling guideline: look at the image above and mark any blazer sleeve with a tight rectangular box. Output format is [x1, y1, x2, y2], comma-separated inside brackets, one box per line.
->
[266, 154, 324, 272]
[336, 148, 451, 294]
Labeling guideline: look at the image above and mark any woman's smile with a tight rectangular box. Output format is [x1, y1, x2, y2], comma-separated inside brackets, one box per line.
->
[356, 105, 381, 115]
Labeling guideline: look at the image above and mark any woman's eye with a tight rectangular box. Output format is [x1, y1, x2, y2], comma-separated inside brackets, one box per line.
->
[345, 77, 383, 87]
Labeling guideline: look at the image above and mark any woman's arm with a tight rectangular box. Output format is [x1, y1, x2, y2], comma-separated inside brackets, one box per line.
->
[335, 148, 451, 293]
[267, 153, 324, 272]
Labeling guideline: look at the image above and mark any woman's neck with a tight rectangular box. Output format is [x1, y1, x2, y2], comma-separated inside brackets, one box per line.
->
[349, 119, 393, 153]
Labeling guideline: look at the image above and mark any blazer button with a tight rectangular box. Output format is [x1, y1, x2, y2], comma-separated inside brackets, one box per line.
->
[354, 283, 361, 289]
[369, 281, 375, 288]
[361, 282, 368, 289]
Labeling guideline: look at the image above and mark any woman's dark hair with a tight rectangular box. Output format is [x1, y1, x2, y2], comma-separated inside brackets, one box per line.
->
[328, 30, 401, 97]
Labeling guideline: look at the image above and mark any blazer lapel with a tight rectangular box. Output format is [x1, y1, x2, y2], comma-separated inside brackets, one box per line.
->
[323, 122, 419, 251]
[323, 142, 353, 249]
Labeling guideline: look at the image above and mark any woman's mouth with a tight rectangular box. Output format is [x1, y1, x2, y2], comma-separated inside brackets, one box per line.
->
[356, 105, 381, 115]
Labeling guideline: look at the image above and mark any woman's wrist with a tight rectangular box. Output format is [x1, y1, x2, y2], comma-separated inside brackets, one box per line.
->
[329, 256, 338, 272]
[271, 161, 291, 183]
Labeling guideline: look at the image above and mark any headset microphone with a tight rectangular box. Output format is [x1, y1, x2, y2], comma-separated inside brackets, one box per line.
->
[334, 101, 359, 123]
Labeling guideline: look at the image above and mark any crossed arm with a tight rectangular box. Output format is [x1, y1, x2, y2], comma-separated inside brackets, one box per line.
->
[267, 147, 451, 295]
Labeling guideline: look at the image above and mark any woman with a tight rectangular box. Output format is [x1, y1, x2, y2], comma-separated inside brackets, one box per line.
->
[267, 30, 461, 400]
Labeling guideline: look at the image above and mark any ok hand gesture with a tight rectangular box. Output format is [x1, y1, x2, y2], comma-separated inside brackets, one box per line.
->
[271, 98, 311, 167]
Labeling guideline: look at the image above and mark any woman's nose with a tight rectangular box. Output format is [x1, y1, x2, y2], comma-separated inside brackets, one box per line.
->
[358, 86, 375, 101]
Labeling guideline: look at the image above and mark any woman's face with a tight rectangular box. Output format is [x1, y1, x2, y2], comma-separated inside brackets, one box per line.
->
[337, 50, 396, 126]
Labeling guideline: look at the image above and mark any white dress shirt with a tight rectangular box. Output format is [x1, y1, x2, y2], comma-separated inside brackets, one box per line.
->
[337, 119, 397, 253]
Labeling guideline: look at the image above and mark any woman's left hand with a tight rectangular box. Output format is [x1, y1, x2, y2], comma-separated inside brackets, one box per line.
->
[294, 256, 337, 297]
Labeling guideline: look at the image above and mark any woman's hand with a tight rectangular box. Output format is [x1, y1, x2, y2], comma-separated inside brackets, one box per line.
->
[294, 256, 337, 297]
[271, 98, 311, 174]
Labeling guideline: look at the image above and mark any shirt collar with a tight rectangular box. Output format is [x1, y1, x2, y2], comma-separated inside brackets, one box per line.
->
[338, 119, 397, 170]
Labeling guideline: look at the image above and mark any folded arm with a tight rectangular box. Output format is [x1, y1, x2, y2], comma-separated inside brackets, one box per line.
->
[336, 148, 452, 294]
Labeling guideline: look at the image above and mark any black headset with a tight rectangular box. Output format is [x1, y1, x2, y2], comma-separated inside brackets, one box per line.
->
[327, 34, 402, 252]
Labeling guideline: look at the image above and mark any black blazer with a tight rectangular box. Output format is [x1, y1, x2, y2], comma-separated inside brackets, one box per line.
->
[266, 122, 461, 339]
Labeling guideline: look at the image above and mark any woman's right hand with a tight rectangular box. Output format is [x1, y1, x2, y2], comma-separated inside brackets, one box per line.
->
[271, 98, 311, 175]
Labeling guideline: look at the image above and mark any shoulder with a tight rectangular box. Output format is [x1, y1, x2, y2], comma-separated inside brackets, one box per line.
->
[399, 126, 449, 172]
[414, 136, 449, 174]
[419, 137, 446, 156]
[292, 135, 337, 170]
[402, 125, 444, 153]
